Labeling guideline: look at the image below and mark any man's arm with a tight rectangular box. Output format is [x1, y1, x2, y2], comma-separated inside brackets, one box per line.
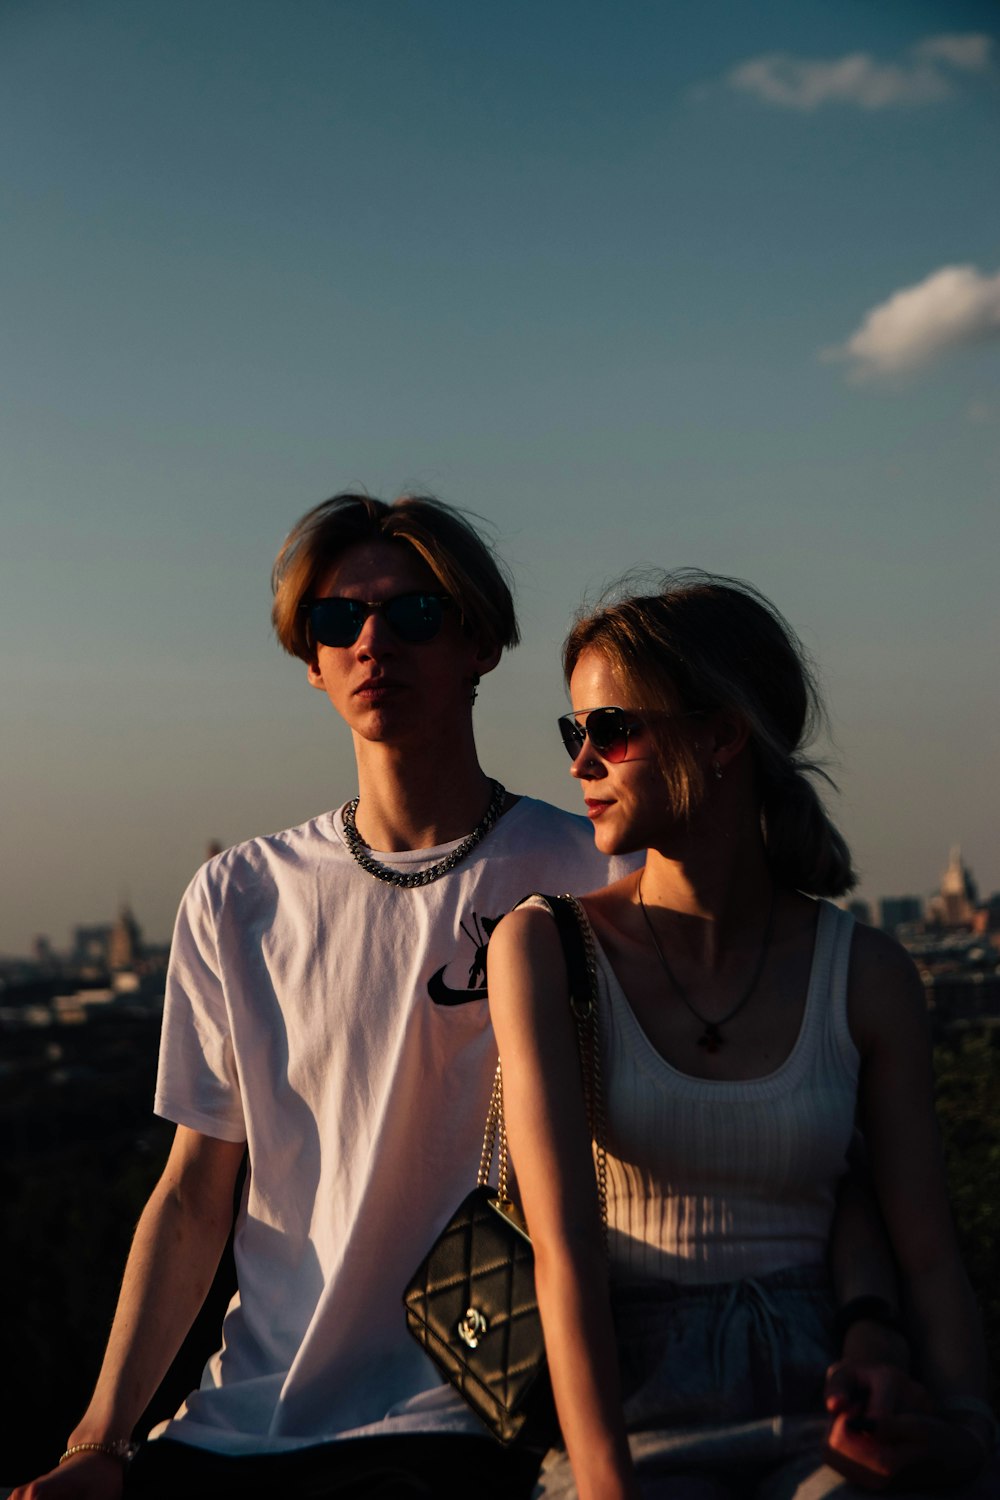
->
[12, 1125, 246, 1500]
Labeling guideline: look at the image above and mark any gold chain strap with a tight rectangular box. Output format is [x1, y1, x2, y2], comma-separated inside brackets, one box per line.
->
[567, 895, 609, 1249]
[477, 1062, 504, 1188]
[477, 1062, 515, 1205]
[478, 895, 607, 1245]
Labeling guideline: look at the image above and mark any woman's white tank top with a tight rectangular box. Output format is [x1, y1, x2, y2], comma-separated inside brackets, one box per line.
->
[590, 898, 859, 1285]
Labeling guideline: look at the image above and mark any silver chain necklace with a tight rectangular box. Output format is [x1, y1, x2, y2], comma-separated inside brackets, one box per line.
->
[636, 876, 776, 1054]
[341, 779, 507, 888]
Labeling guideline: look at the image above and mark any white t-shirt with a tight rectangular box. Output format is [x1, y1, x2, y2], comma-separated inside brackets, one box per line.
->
[152, 796, 632, 1452]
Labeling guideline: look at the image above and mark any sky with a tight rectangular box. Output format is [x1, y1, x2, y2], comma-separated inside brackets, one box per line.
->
[2, 0, 998, 955]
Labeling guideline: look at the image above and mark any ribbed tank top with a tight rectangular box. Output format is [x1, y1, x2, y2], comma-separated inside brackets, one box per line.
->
[546, 897, 859, 1286]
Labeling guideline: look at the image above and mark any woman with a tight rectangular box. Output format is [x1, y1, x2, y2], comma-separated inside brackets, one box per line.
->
[487, 572, 994, 1500]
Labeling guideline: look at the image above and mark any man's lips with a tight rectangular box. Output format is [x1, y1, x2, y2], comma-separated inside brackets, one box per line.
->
[353, 679, 402, 701]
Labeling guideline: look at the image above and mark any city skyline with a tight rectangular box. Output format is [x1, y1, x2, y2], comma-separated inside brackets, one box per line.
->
[5, 836, 995, 962]
[2, 0, 998, 954]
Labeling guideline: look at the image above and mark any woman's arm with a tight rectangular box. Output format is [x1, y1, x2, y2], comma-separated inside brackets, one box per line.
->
[844, 927, 994, 1472]
[487, 905, 640, 1500]
[825, 1164, 913, 1422]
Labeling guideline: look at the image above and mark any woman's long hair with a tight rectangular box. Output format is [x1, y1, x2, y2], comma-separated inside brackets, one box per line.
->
[563, 571, 856, 897]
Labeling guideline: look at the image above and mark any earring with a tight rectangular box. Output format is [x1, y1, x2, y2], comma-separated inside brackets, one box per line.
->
[470, 673, 480, 705]
[712, 761, 723, 781]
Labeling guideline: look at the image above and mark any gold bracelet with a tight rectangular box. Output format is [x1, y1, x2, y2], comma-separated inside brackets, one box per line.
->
[58, 1440, 137, 1466]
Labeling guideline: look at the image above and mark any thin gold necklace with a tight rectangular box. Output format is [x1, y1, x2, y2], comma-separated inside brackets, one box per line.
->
[636, 877, 776, 1054]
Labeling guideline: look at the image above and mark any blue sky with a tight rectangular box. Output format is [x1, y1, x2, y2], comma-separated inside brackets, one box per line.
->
[2, 0, 998, 953]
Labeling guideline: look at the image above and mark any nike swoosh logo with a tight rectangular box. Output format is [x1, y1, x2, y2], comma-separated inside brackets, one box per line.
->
[428, 966, 488, 1006]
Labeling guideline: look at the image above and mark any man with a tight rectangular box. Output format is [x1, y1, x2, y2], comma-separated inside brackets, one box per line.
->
[18, 494, 633, 1500]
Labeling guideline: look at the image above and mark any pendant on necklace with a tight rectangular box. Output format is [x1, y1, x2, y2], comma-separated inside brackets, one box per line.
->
[636, 875, 776, 1064]
[697, 1024, 724, 1053]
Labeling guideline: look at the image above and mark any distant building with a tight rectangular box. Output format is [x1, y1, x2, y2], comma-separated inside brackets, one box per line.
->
[972, 895, 1000, 938]
[847, 899, 872, 926]
[924, 969, 1000, 1025]
[108, 904, 143, 970]
[70, 904, 145, 973]
[879, 896, 922, 934]
[927, 846, 979, 929]
[32, 935, 56, 971]
[71, 924, 112, 970]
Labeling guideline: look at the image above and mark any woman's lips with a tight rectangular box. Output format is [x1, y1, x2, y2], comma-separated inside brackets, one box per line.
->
[584, 799, 612, 819]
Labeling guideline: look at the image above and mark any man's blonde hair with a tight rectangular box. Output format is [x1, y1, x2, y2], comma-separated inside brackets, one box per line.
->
[272, 492, 520, 663]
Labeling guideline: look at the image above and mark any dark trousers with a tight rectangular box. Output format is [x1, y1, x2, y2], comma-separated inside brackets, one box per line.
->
[125, 1434, 541, 1500]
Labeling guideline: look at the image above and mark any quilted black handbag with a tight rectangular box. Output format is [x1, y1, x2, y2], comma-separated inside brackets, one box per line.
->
[403, 893, 607, 1445]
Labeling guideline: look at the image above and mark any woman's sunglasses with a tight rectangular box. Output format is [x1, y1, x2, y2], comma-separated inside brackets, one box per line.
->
[305, 592, 452, 648]
[557, 706, 647, 764]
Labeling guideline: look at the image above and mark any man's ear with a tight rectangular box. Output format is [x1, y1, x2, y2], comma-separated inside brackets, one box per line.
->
[306, 657, 325, 691]
[474, 639, 503, 678]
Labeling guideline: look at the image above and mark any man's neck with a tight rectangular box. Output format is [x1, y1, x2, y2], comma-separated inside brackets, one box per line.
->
[351, 740, 500, 853]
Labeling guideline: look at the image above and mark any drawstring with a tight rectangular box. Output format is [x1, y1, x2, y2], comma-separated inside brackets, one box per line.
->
[713, 1277, 785, 1408]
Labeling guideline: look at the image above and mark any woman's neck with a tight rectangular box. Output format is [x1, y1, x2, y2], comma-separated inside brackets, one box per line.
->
[635, 821, 775, 967]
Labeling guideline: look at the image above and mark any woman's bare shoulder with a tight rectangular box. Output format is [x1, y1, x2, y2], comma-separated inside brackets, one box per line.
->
[489, 899, 564, 975]
[849, 918, 922, 988]
[846, 917, 928, 1053]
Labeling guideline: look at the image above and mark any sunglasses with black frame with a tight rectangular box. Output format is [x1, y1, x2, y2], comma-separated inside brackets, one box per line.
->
[558, 705, 703, 763]
[304, 592, 453, 649]
[557, 706, 649, 764]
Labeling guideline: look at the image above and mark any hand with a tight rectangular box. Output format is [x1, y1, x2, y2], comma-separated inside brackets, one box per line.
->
[825, 1360, 932, 1423]
[9, 1452, 127, 1500]
[825, 1409, 987, 1493]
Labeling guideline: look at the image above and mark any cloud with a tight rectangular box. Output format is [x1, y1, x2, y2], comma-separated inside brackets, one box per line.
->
[727, 33, 994, 111]
[913, 33, 994, 72]
[967, 395, 1000, 425]
[823, 266, 1000, 380]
